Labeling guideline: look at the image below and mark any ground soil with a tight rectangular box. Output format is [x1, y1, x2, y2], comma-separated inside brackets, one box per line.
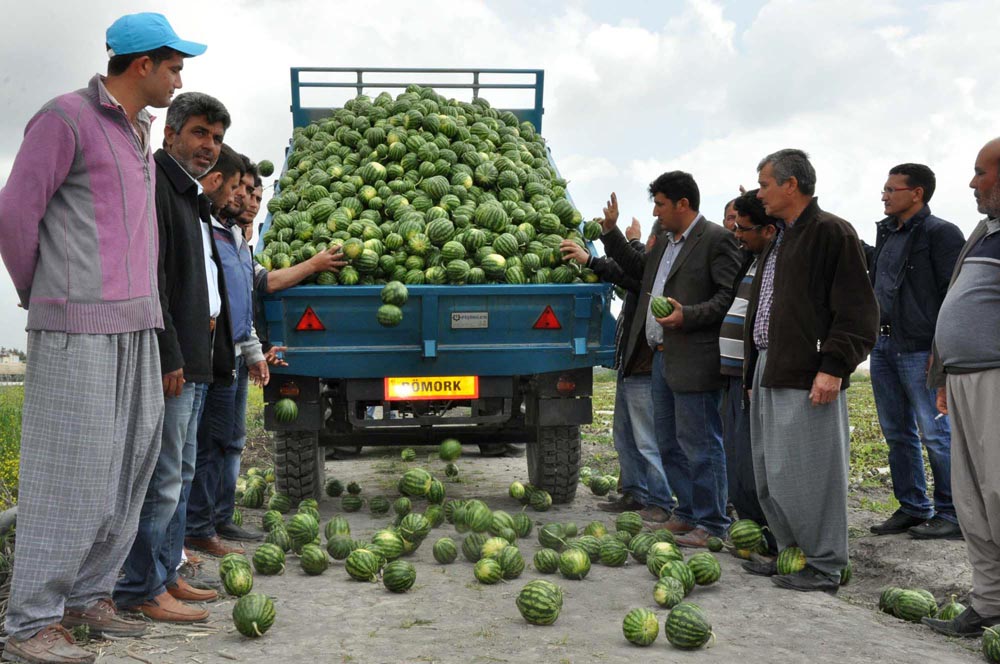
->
[80, 443, 983, 664]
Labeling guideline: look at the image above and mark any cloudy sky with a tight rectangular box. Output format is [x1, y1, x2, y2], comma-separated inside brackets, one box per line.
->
[0, 0, 997, 351]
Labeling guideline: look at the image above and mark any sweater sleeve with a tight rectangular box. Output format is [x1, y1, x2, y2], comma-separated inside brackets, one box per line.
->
[819, 224, 880, 378]
[0, 109, 77, 306]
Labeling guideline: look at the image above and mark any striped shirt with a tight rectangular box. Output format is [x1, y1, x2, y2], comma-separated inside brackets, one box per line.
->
[753, 230, 783, 350]
[719, 257, 757, 376]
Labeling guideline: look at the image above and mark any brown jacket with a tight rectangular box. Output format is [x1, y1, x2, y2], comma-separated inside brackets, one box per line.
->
[743, 198, 878, 390]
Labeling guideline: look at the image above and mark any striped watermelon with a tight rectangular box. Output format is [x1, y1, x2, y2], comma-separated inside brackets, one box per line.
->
[622, 608, 659, 646]
[222, 565, 254, 597]
[381, 281, 408, 306]
[299, 543, 329, 576]
[219, 553, 252, 582]
[393, 496, 412, 516]
[497, 546, 526, 579]
[324, 516, 350, 540]
[894, 590, 937, 622]
[345, 548, 382, 582]
[629, 533, 658, 563]
[377, 304, 403, 327]
[268, 493, 292, 514]
[474, 558, 503, 584]
[653, 576, 686, 609]
[252, 544, 285, 576]
[516, 579, 564, 625]
[777, 546, 807, 575]
[399, 513, 431, 543]
[326, 535, 356, 561]
[432, 537, 458, 564]
[462, 533, 489, 563]
[465, 501, 493, 533]
[480, 536, 509, 561]
[659, 559, 696, 595]
[382, 560, 417, 593]
[287, 513, 319, 550]
[533, 548, 560, 574]
[615, 512, 643, 537]
[370, 530, 405, 561]
[984, 627, 1000, 663]
[400, 468, 433, 497]
[937, 594, 966, 621]
[664, 602, 713, 650]
[512, 513, 533, 539]
[529, 490, 552, 512]
[264, 526, 292, 553]
[687, 552, 722, 586]
[262, 510, 284, 532]
[439, 438, 462, 461]
[232, 593, 276, 638]
[600, 539, 629, 567]
[427, 480, 446, 504]
[324, 479, 345, 498]
[558, 548, 591, 580]
[369, 495, 391, 516]
[424, 504, 445, 528]
[728, 519, 763, 551]
[538, 523, 566, 551]
[341, 494, 362, 513]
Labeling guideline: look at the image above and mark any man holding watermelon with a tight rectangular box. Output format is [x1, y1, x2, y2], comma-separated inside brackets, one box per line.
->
[746, 149, 878, 592]
[0, 13, 206, 664]
[923, 137, 1000, 637]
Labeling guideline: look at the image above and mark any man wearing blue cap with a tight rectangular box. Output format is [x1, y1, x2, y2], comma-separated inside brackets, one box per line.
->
[0, 13, 205, 664]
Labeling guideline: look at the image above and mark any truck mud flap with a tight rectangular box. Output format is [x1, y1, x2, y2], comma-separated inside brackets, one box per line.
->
[530, 397, 592, 427]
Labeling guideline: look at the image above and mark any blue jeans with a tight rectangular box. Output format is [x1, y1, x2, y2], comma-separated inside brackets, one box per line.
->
[187, 357, 247, 537]
[115, 382, 201, 607]
[870, 335, 956, 523]
[651, 350, 730, 535]
[161, 383, 206, 587]
[613, 372, 673, 509]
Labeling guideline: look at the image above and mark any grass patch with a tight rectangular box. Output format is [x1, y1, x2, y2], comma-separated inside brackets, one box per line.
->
[0, 386, 23, 509]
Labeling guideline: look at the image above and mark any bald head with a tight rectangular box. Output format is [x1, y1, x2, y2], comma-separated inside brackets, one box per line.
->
[971, 138, 1000, 218]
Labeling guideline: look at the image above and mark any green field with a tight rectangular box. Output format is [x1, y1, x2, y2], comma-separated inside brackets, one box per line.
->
[0, 387, 22, 510]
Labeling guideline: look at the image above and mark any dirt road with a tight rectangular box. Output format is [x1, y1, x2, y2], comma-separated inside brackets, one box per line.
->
[90, 449, 981, 664]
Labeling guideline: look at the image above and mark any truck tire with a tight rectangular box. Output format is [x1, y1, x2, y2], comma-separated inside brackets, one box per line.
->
[274, 431, 323, 502]
[527, 426, 580, 504]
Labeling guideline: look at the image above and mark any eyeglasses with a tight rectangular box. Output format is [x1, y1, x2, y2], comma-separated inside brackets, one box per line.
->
[733, 224, 760, 233]
[881, 187, 915, 196]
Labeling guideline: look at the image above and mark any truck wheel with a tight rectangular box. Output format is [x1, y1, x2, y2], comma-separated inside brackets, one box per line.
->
[274, 431, 323, 502]
[527, 426, 580, 504]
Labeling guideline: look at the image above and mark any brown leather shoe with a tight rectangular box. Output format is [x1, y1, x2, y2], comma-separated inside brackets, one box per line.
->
[61, 598, 146, 638]
[130, 591, 209, 623]
[638, 505, 671, 524]
[1, 624, 95, 664]
[183, 548, 204, 566]
[675, 526, 712, 548]
[662, 516, 695, 535]
[184, 535, 243, 557]
[167, 577, 218, 603]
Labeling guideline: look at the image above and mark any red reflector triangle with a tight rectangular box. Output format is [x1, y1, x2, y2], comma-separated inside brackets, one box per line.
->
[295, 306, 325, 331]
[533, 305, 562, 330]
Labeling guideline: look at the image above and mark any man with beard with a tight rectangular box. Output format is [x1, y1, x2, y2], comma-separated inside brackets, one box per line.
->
[113, 93, 233, 623]
[186, 152, 270, 550]
[923, 138, 1000, 637]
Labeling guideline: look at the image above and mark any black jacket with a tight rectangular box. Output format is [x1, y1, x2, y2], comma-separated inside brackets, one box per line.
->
[867, 206, 965, 352]
[605, 218, 741, 393]
[155, 149, 234, 384]
[589, 238, 646, 373]
[743, 198, 878, 391]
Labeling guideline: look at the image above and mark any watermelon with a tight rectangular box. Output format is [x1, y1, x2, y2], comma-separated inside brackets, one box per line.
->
[622, 608, 660, 646]
[937, 594, 966, 621]
[569, 535, 602, 561]
[231, 508, 244, 527]
[444, 462, 459, 478]
[272, 397, 299, 424]
[432, 537, 458, 564]
[222, 564, 254, 597]
[533, 548, 560, 574]
[232, 593, 275, 638]
[840, 559, 853, 586]
[894, 589, 937, 622]
[377, 304, 403, 327]
[399, 513, 431, 544]
[653, 576, 686, 609]
[509, 481, 526, 501]
[583, 220, 602, 241]
[462, 533, 489, 563]
[583, 521, 608, 539]
[474, 558, 503, 584]
[296, 504, 320, 522]
[538, 523, 566, 551]
[512, 512, 533, 539]
[324, 516, 350, 540]
[264, 526, 292, 553]
[371, 530, 405, 561]
[326, 535, 356, 561]
[299, 543, 329, 576]
[382, 560, 417, 593]
[728, 519, 764, 551]
[379, 281, 409, 307]
[480, 536, 509, 561]
[600, 539, 629, 567]
[529, 490, 553, 512]
[261, 510, 284, 532]
[659, 560, 696, 595]
[325, 478, 345, 497]
[267, 493, 292, 514]
[984, 627, 1000, 663]
[241, 486, 264, 509]
[879, 586, 906, 614]
[427, 480, 446, 504]
[219, 553, 252, 581]
[369, 495, 391, 516]
[664, 602, 713, 650]
[341, 495, 363, 512]
[615, 512, 643, 537]
[776, 546, 807, 575]
[424, 504, 445, 528]
[465, 501, 493, 533]
[439, 438, 462, 461]
[558, 548, 591, 580]
[497, 546, 526, 579]
[393, 496, 412, 517]
[589, 476, 612, 496]
[252, 544, 285, 576]
[516, 580, 564, 626]
[345, 548, 382, 582]
[650, 295, 674, 319]
[400, 447, 417, 462]
[400, 469, 433, 497]
[257, 160, 274, 177]
[706, 536, 724, 553]
[629, 533, 658, 563]
[287, 513, 319, 549]
[687, 552, 722, 585]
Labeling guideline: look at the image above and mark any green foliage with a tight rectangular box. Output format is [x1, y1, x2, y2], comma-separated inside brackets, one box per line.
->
[0, 387, 23, 509]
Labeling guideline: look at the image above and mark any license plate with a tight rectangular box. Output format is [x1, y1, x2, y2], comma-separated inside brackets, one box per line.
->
[384, 376, 479, 401]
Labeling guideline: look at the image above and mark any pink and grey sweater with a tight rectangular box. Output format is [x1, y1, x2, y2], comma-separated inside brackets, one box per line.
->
[0, 75, 162, 334]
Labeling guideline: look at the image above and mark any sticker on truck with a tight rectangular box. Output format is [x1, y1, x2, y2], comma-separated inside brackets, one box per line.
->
[384, 376, 480, 401]
[450, 312, 489, 329]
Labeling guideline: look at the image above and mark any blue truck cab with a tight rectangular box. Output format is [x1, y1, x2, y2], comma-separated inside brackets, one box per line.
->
[258, 68, 616, 503]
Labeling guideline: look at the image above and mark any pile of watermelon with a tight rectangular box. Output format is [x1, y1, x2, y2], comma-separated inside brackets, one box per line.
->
[257, 86, 604, 288]
[878, 586, 961, 623]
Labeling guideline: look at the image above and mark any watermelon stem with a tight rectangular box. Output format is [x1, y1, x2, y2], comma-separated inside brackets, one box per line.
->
[705, 631, 717, 649]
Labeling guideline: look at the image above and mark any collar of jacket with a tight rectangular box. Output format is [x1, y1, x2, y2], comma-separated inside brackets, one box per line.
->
[155, 148, 200, 195]
[85, 74, 155, 128]
[877, 204, 930, 234]
[785, 197, 821, 230]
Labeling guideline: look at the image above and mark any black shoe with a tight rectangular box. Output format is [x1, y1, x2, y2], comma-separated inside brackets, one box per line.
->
[770, 567, 839, 593]
[870, 509, 927, 535]
[597, 494, 646, 513]
[216, 522, 264, 542]
[179, 563, 222, 590]
[923, 606, 1000, 637]
[908, 516, 964, 540]
[741, 554, 777, 577]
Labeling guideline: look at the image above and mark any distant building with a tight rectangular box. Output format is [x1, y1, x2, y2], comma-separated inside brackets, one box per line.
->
[0, 352, 25, 382]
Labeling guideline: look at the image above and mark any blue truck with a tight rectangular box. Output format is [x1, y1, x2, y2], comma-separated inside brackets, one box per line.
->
[258, 68, 617, 503]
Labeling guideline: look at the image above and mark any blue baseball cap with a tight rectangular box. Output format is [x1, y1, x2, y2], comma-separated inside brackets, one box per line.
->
[106, 13, 207, 57]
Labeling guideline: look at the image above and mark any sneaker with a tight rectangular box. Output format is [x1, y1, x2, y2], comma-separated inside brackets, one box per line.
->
[597, 494, 646, 514]
[922, 606, 1000, 638]
[908, 516, 963, 540]
[2, 624, 95, 663]
[869, 509, 926, 536]
[216, 522, 264, 542]
[771, 566, 839, 593]
[61, 598, 146, 639]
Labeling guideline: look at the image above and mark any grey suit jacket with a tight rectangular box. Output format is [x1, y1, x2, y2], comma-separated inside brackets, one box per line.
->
[603, 217, 741, 392]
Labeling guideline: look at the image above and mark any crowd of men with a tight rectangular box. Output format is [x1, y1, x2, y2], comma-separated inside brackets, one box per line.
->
[0, 10, 998, 664]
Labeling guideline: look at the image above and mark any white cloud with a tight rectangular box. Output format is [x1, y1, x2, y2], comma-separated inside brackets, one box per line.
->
[1, 0, 999, 351]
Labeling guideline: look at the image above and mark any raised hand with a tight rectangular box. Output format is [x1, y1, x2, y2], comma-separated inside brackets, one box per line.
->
[601, 192, 620, 231]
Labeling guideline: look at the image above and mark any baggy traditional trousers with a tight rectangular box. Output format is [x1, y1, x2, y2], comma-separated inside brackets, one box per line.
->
[4, 330, 163, 640]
